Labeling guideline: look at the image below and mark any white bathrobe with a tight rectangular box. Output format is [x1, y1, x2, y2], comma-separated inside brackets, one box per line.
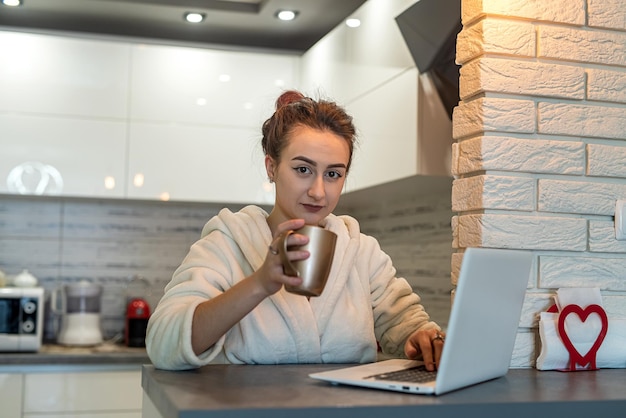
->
[146, 205, 437, 370]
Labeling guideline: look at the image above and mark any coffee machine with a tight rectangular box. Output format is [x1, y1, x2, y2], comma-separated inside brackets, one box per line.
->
[53, 281, 103, 346]
[124, 275, 152, 347]
[125, 298, 150, 347]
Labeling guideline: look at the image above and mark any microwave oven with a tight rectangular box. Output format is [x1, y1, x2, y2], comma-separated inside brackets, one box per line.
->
[0, 287, 44, 352]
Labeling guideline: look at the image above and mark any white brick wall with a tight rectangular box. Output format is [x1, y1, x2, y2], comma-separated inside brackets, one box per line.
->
[454, 0, 626, 367]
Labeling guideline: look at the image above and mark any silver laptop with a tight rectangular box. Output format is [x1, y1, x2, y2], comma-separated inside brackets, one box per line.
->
[310, 247, 533, 395]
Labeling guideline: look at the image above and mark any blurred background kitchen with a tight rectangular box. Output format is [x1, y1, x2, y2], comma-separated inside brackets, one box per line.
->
[0, 0, 457, 348]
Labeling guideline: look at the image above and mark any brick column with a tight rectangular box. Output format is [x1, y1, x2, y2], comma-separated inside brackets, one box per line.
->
[452, 0, 626, 367]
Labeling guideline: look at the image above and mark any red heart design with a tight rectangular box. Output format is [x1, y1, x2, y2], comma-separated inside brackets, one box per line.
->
[557, 304, 608, 371]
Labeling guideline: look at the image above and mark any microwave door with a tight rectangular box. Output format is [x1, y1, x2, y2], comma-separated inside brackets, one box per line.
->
[0, 299, 21, 334]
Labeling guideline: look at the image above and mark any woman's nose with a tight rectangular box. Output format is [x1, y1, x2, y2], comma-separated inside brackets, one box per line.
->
[308, 176, 325, 200]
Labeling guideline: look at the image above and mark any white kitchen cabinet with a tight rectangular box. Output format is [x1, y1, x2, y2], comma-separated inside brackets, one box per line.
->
[300, 0, 415, 105]
[343, 68, 419, 191]
[22, 369, 142, 418]
[142, 392, 165, 418]
[0, 113, 127, 198]
[125, 43, 294, 204]
[0, 0, 431, 201]
[0, 31, 130, 119]
[127, 122, 274, 203]
[0, 373, 23, 417]
[0, 30, 129, 199]
[299, 0, 423, 191]
[25, 413, 139, 418]
[129, 43, 297, 128]
[0, 29, 296, 203]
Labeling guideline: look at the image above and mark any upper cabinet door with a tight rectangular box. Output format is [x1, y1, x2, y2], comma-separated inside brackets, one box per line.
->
[129, 44, 297, 128]
[126, 44, 296, 203]
[299, 0, 415, 104]
[127, 122, 274, 204]
[0, 114, 127, 198]
[0, 31, 130, 118]
[0, 31, 297, 203]
[0, 32, 130, 198]
[299, 0, 420, 191]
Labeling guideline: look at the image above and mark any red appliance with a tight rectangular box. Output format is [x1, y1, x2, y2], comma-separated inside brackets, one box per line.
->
[125, 298, 150, 347]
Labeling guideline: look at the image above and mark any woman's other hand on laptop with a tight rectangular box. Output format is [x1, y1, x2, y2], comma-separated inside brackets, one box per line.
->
[404, 328, 445, 371]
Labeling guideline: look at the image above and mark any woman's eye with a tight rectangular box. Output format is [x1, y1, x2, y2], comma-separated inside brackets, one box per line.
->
[326, 170, 344, 180]
[295, 166, 312, 174]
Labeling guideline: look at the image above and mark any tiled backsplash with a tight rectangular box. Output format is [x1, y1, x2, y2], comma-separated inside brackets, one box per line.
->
[336, 175, 454, 327]
[0, 195, 254, 341]
[1, 176, 453, 341]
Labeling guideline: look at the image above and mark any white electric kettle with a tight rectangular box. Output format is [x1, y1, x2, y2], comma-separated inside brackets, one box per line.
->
[52, 281, 103, 346]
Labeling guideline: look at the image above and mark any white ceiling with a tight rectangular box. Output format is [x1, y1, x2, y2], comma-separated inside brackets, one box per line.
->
[0, 0, 367, 53]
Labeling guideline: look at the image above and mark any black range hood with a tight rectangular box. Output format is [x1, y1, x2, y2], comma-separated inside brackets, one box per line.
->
[396, 0, 462, 118]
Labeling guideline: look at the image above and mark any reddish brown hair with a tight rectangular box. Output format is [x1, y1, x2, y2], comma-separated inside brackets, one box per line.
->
[261, 90, 357, 171]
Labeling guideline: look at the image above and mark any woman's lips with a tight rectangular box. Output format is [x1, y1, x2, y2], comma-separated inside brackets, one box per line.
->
[302, 204, 323, 213]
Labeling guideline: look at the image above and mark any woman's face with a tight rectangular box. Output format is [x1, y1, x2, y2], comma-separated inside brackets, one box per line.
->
[266, 125, 350, 227]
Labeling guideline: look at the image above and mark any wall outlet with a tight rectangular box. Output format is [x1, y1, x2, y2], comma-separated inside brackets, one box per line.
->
[616, 200, 626, 240]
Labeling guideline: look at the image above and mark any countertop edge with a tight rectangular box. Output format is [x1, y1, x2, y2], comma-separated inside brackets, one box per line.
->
[0, 343, 151, 368]
[141, 365, 626, 418]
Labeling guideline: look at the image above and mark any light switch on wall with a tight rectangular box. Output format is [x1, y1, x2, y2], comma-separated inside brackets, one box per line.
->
[616, 200, 626, 240]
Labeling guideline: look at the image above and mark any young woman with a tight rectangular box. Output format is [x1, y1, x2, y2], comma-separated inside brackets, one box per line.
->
[146, 90, 444, 370]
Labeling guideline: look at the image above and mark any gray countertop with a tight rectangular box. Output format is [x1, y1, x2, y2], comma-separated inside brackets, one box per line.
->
[0, 342, 150, 368]
[142, 363, 626, 418]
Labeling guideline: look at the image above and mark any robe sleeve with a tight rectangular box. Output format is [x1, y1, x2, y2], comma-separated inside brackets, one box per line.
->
[362, 234, 440, 357]
[145, 233, 238, 370]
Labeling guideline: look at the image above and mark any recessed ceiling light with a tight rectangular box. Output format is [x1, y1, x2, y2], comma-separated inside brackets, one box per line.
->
[184, 12, 205, 23]
[276, 10, 298, 21]
[346, 18, 361, 28]
[2, 0, 22, 6]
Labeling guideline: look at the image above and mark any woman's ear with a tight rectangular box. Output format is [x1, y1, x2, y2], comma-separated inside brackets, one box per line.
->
[265, 155, 276, 182]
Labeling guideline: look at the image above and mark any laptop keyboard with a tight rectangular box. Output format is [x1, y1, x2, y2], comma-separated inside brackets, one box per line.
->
[368, 365, 437, 383]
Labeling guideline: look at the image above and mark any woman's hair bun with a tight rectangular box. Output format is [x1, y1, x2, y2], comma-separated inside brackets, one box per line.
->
[275, 90, 305, 110]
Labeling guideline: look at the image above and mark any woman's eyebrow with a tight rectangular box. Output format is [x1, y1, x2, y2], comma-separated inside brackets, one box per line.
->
[292, 156, 316, 165]
[292, 156, 347, 169]
[328, 163, 347, 169]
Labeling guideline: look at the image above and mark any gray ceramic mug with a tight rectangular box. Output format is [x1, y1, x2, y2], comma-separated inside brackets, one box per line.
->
[278, 225, 337, 297]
